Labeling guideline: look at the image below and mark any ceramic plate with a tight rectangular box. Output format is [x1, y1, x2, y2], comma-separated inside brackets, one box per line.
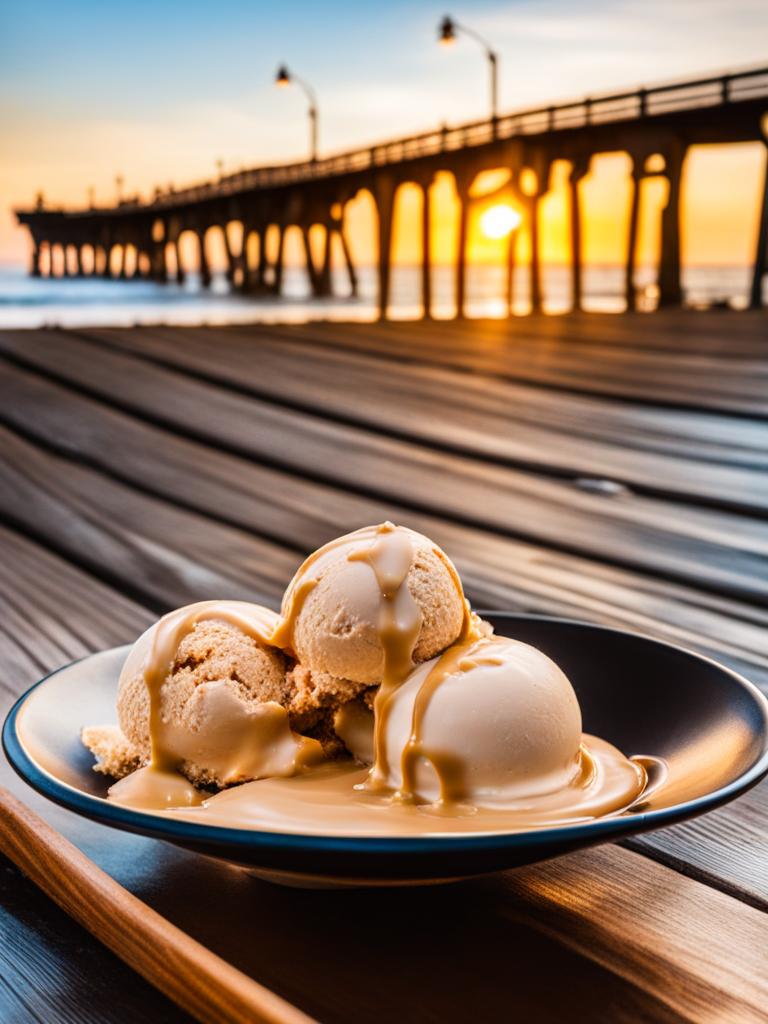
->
[4, 614, 768, 887]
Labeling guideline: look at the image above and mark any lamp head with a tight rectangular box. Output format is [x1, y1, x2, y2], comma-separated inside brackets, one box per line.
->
[275, 64, 291, 87]
[439, 16, 456, 46]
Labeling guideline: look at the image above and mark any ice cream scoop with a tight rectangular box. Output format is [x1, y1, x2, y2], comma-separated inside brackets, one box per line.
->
[272, 523, 470, 686]
[85, 601, 323, 798]
[376, 634, 584, 807]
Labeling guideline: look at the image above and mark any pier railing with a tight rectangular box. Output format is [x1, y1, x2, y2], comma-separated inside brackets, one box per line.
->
[37, 65, 768, 217]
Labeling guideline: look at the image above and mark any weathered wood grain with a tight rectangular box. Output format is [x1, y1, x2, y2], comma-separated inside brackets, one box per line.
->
[0, 425, 299, 611]
[84, 323, 768, 514]
[250, 314, 768, 416]
[400, 309, 768, 357]
[2, 334, 768, 605]
[0, 854, 193, 1024]
[1, 378, 767, 909]
[0, 789, 314, 1024]
[0, 524, 153, 696]
[2, 314, 768, 1023]
[627, 780, 768, 912]
[493, 844, 768, 1022]
[1, 383, 767, 689]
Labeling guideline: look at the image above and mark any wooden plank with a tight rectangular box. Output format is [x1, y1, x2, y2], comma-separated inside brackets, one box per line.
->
[248, 317, 768, 416]
[0, 425, 297, 612]
[0, 527, 191, 1024]
[0, 526, 153, 695]
[110, 323, 768, 463]
[0, 859, 192, 1024]
[628, 781, 768, 912]
[1, 374, 767, 907]
[494, 844, 768, 1022]
[2, 333, 768, 605]
[2, 367, 767, 688]
[422, 310, 768, 357]
[82, 324, 768, 516]
[301, 310, 768, 355]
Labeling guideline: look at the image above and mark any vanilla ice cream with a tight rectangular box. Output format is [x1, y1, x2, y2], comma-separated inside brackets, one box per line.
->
[84, 600, 323, 791]
[376, 635, 584, 807]
[272, 522, 470, 686]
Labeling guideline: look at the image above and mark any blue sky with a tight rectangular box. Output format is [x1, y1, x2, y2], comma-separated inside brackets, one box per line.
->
[1, 0, 766, 261]
[4, 1, 767, 137]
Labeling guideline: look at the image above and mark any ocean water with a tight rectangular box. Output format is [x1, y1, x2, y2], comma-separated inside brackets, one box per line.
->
[0, 263, 754, 328]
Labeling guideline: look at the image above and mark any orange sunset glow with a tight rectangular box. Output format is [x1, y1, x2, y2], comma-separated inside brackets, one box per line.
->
[3, 2, 768, 285]
[122, 143, 764, 287]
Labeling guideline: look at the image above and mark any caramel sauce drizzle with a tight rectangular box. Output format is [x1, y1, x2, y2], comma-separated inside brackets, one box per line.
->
[345, 524, 475, 797]
[348, 523, 424, 788]
[268, 526, 382, 654]
[267, 522, 474, 797]
[399, 638, 504, 805]
[143, 601, 278, 772]
[264, 523, 469, 793]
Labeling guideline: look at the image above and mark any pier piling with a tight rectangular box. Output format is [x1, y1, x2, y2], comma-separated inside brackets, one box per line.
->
[14, 67, 768, 317]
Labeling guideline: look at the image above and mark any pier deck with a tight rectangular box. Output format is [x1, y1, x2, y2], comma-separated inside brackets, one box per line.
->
[1, 309, 767, 1023]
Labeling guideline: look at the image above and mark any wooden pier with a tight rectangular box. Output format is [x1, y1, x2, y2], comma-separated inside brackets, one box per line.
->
[14, 66, 768, 317]
[1, 309, 768, 1020]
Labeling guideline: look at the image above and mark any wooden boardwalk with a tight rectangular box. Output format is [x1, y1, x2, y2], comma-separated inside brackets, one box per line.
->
[1, 309, 767, 1023]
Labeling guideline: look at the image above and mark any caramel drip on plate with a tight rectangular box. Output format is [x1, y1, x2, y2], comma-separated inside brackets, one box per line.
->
[143, 737, 654, 836]
[348, 523, 424, 788]
[109, 764, 205, 809]
[400, 638, 504, 806]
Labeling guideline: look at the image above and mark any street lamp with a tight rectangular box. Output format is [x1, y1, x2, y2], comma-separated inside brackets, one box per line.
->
[275, 64, 318, 162]
[115, 174, 124, 204]
[438, 15, 499, 127]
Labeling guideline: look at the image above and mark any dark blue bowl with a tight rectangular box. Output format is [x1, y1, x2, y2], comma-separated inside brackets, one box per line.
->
[4, 614, 768, 887]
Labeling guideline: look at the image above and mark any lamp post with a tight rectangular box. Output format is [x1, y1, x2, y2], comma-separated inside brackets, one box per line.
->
[115, 174, 124, 204]
[275, 64, 318, 162]
[438, 15, 499, 131]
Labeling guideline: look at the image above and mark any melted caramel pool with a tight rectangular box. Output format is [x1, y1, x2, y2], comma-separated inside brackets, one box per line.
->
[109, 735, 661, 837]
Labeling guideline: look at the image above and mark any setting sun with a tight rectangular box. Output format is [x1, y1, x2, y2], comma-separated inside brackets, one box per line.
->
[480, 204, 522, 240]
